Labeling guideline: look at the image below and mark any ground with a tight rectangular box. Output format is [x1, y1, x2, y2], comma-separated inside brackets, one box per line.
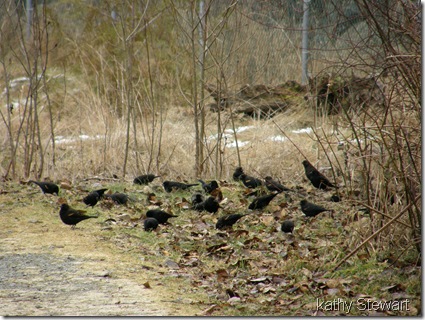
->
[0, 177, 421, 316]
[0, 188, 202, 316]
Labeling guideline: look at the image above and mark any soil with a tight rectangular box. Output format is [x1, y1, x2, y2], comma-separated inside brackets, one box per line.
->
[0, 196, 202, 316]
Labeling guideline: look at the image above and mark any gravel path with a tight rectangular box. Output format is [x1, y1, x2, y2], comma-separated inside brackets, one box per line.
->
[0, 202, 198, 316]
[0, 252, 168, 316]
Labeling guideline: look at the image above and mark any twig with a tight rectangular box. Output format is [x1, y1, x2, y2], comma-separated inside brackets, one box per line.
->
[82, 177, 121, 182]
[389, 238, 421, 268]
[271, 119, 308, 159]
[330, 195, 420, 272]
[351, 200, 413, 229]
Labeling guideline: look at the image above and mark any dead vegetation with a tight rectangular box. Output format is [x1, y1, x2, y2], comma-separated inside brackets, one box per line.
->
[0, 172, 420, 316]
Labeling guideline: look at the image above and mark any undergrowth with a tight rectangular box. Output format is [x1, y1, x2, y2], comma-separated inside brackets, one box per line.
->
[1, 175, 420, 316]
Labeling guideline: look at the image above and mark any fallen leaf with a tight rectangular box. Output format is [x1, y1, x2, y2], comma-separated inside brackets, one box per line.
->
[381, 283, 404, 292]
[147, 193, 162, 205]
[260, 215, 274, 226]
[60, 182, 72, 190]
[206, 243, 231, 253]
[301, 268, 312, 279]
[57, 197, 67, 205]
[227, 296, 241, 305]
[357, 253, 369, 260]
[216, 269, 230, 282]
[164, 259, 180, 269]
[230, 229, 249, 237]
[326, 279, 341, 289]
[243, 236, 262, 246]
[210, 189, 223, 201]
[201, 304, 218, 316]
[262, 286, 276, 294]
[271, 276, 287, 285]
[250, 276, 269, 283]
[325, 288, 340, 296]
[117, 214, 131, 221]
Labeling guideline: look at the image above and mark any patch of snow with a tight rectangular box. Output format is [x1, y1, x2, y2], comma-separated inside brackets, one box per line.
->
[224, 125, 254, 134]
[10, 77, 30, 88]
[226, 140, 249, 148]
[269, 135, 286, 142]
[292, 127, 312, 134]
[55, 134, 103, 145]
[207, 133, 232, 141]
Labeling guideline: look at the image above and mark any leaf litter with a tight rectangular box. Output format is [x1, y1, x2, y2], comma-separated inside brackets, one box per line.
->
[0, 178, 421, 316]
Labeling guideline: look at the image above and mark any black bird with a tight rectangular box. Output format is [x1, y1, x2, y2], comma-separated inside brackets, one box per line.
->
[104, 193, 129, 205]
[83, 188, 108, 207]
[191, 192, 205, 206]
[29, 180, 59, 195]
[134, 174, 160, 185]
[330, 194, 341, 202]
[302, 160, 337, 190]
[163, 180, 198, 193]
[194, 196, 220, 213]
[264, 176, 290, 193]
[59, 204, 98, 228]
[216, 214, 246, 230]
[198, 179, 219, 194]
[248, 192, 279, 210]
[83, 192, 100, 207]
[146, 209, 177, 224]
[300, 199, 331, 217]
[93, 188, 108, 198]
[144, 217, 159, 231]
[281, 220, 295, 233]
[233, 167, 244, 181]
[240, 173, 263, 189]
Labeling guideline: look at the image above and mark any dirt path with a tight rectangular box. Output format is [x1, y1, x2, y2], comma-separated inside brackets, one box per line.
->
[0, 197, 202, 316]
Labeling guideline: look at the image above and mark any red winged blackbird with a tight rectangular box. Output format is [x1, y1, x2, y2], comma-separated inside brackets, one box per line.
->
[29, 180, 59, 195]
[300, 199, 331, 217]
[144, 217, 159, 231]
[146, 209, 177, 224]
[233, 167, 244, 181]
[216, 213, 246, 230]
[240, 174, 263, 189]
[281, 220, 295, 233]
[248, 192, 278, 210]
[302, 160, 337, 190]
[83, 188, 108, 207]
[104, 193, 129, 205]
[134, 174, 160, 185]
[264, 176, 290, 193]
[59, 204, 98, 228]
[163, 180, 199, 193]
[193, 196, 220, 213]
[198, 179, 219, 194]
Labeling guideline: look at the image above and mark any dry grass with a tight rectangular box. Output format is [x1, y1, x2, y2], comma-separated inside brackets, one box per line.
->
[0, 70, 327, 182]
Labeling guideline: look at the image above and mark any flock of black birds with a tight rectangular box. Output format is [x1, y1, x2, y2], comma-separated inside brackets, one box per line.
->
[29, 159, 339, 234]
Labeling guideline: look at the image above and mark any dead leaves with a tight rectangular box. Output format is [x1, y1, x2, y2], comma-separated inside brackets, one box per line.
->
[49, 180, 420, 316]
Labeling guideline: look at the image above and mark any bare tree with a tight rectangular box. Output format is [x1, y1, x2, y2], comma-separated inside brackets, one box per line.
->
[0, 0, 51, 180]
